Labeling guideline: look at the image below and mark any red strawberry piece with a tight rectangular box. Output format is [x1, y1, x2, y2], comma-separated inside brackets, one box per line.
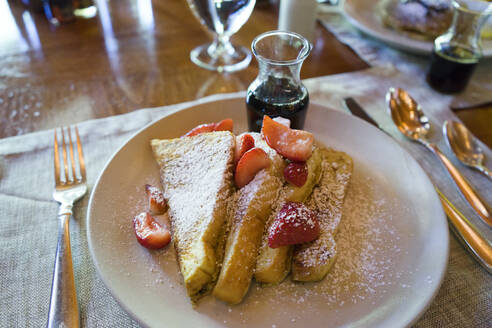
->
[133, 212, 172, 250]
[183, 123, 216, 137]
[234, 134, 255, 165]
[268, 202, 320, 248]
[145, 184, 167, 215]
[261, 115, 314, 162]
[235, 148, 271, 189]
[284, 162, 308, 187]
[214, 118, 233, 132]
[183, 118, 233, 137]
[272, 116, 291, 128]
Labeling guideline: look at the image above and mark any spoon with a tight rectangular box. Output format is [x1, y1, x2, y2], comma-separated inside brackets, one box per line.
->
[386, 87, 492, 228]
[444, 120, 492, 181]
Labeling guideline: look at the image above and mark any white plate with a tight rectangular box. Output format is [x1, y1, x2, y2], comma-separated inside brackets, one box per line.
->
[87, 98, 449, 328]
[342, 0, 492, 57]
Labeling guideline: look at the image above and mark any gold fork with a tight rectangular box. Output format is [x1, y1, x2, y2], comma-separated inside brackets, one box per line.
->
[47, 126, 87, 328]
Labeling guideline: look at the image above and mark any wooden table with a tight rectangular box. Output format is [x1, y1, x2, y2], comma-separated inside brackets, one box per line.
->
[1, 0, 491, 148]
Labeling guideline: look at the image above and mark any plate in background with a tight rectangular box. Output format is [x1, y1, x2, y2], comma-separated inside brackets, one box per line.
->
[342, 0, 492, 57]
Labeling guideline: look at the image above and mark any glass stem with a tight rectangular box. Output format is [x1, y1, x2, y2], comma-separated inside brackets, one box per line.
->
[208, 34, 235, 58]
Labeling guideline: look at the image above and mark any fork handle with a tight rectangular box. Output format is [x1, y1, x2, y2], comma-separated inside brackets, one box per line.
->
[427, 143, 492, 228]
[47, 212, 80, 328]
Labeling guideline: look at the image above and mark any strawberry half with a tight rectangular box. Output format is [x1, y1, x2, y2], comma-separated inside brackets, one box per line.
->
[284, 162, 308, 187]
[214, 118, 233, 132]
[235, 148, 271, 189]
[273, 116, 291, 128]
[268, 202, 320, 248]
[133, 212, 172, 250]
[261, 115, 314, 162]
[183, 118, 234, 137]
[145, 184, 167, 215]
[234, 134, 255, 165]
[184, 123, 216, 137]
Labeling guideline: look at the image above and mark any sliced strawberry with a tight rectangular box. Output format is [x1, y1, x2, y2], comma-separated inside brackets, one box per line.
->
[145, 184, 167, 215]
[214, 118, 233, 132]
[234, 134, 255, 165]
[133, 212, 172, 250]
[183, 118, 233, 137]
[273, 116, 291, 128]
[184, 123, 216, 137]
[284, 162, 308, 187]
[261, 115, 314, 162]
[235, 148, 271, 188]
[268, 202, 319, 248]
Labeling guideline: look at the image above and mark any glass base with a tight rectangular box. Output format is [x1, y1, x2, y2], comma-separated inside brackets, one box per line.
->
[74, 6, 97, 19]
[190, 41, 252, 73]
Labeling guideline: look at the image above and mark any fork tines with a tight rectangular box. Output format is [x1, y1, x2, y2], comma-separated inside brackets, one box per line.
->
[54, 126, 86, 185]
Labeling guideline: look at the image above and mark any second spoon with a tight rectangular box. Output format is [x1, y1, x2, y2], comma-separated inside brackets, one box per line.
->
[444, 120, 492, 181]
[386, 87, 492, 228]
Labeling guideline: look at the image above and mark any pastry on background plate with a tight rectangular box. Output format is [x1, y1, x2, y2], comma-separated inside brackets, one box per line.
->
[380, 0, 453, 39]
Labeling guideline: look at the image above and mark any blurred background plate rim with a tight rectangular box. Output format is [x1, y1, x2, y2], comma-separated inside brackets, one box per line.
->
[342, 0, 492, 57]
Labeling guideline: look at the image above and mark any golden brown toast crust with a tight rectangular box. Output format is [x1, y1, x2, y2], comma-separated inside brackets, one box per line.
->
[254, 147, 323, 284]
[213, 170, 282, 304]
[151, 128, 353, 302]
[212, 133, 284, 304]
[151, 131, 235, 302]
[292, 148, 353, 282]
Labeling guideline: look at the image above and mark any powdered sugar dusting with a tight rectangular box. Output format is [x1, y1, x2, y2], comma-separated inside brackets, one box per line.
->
[273, 203, 317, 231]
[145, 184, 165, 205]
[150, 131, 235, 296]
[246, 132, 285, 174]
[234, 170, 280, 222]
[152, 133, 233, 246]
[131, 144, 417, 327]
[293, 150, 352, 270]
[191, 159, 416, 327]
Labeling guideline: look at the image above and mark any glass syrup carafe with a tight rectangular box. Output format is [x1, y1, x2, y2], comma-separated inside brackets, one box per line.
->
[427, 0, 492, 93]
[246, 30, 312, 132]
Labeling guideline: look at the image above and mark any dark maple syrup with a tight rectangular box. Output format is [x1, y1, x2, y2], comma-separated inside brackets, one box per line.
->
[427, 45, 478, 94]
[246, 77, 309, 132]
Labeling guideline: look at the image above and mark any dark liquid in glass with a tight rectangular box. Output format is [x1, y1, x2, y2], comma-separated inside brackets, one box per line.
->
[427, 45, 478, 94]
[246, 77, 309, 132]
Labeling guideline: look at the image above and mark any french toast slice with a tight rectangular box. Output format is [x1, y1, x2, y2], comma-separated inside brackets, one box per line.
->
[212, 133, 284, 304]
[291, 148, 353, 282]
[150, 131, 235, 302]
[254, 147, 323, 284]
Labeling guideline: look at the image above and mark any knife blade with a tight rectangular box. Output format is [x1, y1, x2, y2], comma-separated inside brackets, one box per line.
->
[343, 97, 381, 129]
[342, 97, 492, 274]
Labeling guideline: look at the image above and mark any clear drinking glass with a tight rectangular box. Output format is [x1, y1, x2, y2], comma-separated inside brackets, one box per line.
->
[246, 30, 312, 132]
[186, 0, 256, 72]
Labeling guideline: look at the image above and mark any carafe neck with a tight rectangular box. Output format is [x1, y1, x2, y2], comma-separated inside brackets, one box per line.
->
[436, 0, 492, 58]
[257, 59, 303, 84]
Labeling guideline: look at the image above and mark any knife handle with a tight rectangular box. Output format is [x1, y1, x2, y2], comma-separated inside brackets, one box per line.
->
[427, 143, 492, 228]
[437, 189, 492, 274]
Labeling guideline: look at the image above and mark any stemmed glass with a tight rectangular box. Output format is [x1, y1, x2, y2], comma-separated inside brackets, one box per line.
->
[186, 0, 256, 72]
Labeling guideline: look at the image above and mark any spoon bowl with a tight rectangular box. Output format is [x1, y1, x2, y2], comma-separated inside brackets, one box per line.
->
[444, 120, 492, 179]
[386, 87, 431, 142]
[385, 87, 492, 228]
